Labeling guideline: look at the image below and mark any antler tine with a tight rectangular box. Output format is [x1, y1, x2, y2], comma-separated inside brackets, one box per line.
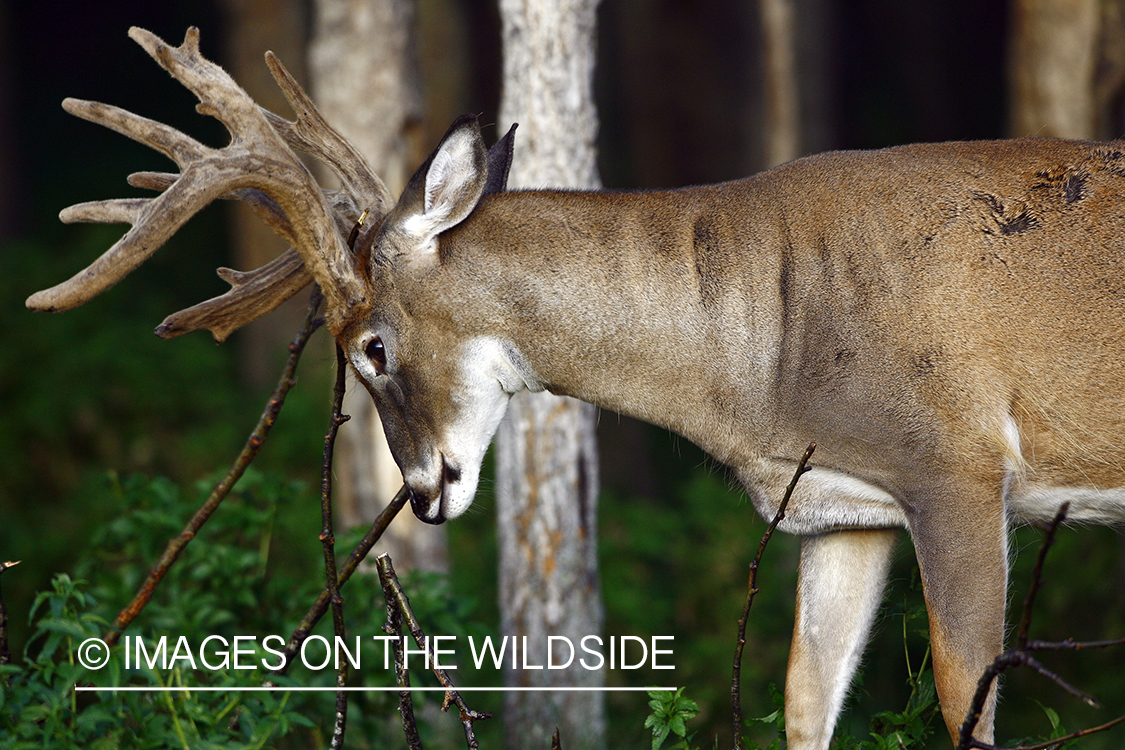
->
[62, 98, 211, 166]
[119, 169, 310, 342]
[130, 171, 296, 245]
[27, 26, 366, 336]
[31, 151, 249, 313]
[156, 252, 310, 341]
[262, 51, 395, 218]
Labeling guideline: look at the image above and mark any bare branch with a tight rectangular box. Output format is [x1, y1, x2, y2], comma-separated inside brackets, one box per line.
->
[322, 344, 352, 750]
[379, 554, 425, 750]
[732, 443, 815, 749]
[1016, 503, 1069, 648]
[985, 713, 1125, 750]
[377, 554, 492, 749]
[102, 286, 325, 647]
[271, 486, 410, 675]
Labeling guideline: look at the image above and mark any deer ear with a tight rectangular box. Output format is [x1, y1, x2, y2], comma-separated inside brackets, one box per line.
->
[404, 115, 488, 238]
[483, 123, 517, 196]
[378, 116, 488, 271]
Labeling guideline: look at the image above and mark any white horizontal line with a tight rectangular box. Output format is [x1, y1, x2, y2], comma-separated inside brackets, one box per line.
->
[75, 685, 676, 693]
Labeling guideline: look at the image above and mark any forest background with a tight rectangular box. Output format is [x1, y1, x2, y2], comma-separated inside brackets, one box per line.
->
[2, 1, 1125, 748]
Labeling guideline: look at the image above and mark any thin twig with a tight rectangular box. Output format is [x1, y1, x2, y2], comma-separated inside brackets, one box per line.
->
[985, 713, 1125, 750]
[378, 554, 424, 750]
[103, 286, 325, 646]
[732, 443, 815, 750]
[1024, 637, 1125, 651]
[1016, 503, 1069, 648]
[271, 485, 409, 675]
[377, 553, 492, 750]
[322, 344, 351, 750]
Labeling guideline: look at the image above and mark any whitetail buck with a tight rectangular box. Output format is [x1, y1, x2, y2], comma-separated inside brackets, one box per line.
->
[30, 27, 1125, 749]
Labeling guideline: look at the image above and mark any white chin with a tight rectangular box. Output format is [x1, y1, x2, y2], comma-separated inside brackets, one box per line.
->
[438, 463, 480, 520]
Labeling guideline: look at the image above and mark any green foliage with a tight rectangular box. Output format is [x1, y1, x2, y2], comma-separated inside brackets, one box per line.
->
[642, 660, 939, 750]
[1, 471, 484, 749]
[595, 464, 800, 748]
[1, 232, 331, 668]
[645, 688, 701, 750]
[742, 684, 785, 750]
[640, 597, 939, 750]
[1009, 703, 1081, 750]
[1, 573, 316, 750]
[831, 580, 941, 750]
[830, 667, 938, 750]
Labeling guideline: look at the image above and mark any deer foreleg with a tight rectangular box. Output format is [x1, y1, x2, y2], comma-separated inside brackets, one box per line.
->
[784, 528, 898, 750]
[910, 496, 1007, 746]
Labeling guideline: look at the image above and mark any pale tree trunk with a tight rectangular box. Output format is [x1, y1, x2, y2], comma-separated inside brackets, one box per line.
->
[1007, 0, 1125, 140]
[756, 0, 835, 169]
[496, 1, 605, 748]
[309, 0, 446, 573]
[759, 0, 801, 167]
[220, 0, 309, 387]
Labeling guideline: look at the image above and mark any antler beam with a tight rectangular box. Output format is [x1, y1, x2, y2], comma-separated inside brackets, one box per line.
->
[28, 27, 393, 340]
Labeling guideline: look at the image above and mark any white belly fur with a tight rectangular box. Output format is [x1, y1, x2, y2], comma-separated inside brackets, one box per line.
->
[752, 459, 1125, 535]
[998, 413, 1125, 525]
[1007, 484, 1125, 525]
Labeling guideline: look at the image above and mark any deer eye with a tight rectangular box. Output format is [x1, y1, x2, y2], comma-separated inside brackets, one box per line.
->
[366, 337, 387, 374]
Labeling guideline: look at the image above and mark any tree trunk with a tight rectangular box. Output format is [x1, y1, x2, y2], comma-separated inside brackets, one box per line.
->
[309, 0, 446, 573]
[0, 1, 12, 238]
[496, 1, 605, 748]
[759, 0, 801, 167]
[220, 0, 309, 388]
[1006, 0, 1125, 140]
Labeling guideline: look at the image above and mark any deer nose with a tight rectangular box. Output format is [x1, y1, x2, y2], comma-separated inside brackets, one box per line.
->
[408, 487, 446, 524]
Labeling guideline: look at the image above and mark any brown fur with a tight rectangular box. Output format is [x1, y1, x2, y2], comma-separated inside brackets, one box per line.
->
[343, 131, 1125, 748]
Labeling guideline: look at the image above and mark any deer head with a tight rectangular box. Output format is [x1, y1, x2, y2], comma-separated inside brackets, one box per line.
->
[27, 28, 518, 524]
[340, 116, 527, 524]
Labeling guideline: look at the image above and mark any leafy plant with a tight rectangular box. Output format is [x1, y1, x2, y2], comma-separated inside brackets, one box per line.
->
[742, 683, 785, 750]
[1, 470, 485, 750]
[646, 687, 702, 750]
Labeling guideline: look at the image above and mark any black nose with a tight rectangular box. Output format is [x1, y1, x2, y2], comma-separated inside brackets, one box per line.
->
[408, 487, 446, 525]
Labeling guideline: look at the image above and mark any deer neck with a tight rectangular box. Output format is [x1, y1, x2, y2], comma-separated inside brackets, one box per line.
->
[439, 184, 783, 467]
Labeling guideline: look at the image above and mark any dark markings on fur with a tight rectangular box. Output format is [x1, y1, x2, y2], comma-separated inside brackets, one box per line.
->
[1064, 170, 1088, 203]
[1032, 166, 1089, 205]
[912, 352, 937, 376]
[692, 216, 723, 313]
[1094, 145, 1125, 177]
[1000, 211, 1036, 235]
[972, 191, 1038, 235]
[774, 232, 796, 394]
